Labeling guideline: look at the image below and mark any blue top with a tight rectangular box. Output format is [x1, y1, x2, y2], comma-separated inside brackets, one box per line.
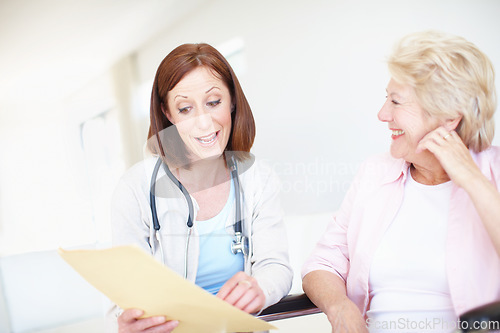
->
[195, 178, 244, 294]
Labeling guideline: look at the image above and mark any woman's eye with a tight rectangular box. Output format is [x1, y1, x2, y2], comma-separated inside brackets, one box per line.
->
[207, 99, 221, 107]
[178, 106, 191, 114]
[385, 95, 400, 105]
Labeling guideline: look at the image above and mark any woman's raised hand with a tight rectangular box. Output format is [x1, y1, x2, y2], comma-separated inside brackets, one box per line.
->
[417, 127, 482, 189]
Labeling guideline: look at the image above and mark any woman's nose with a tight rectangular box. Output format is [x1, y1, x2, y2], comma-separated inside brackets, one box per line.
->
[377, 100, 392, 122]
[194, 112, 213, 130]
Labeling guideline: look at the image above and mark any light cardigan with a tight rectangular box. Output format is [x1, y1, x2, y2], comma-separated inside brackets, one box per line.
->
[111, 156, 292, 311]
[302, 147, 500, 317]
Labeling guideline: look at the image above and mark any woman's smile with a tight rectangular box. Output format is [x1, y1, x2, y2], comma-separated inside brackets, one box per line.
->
[391, 128, 405, 140]
[194, 131, 220, 146]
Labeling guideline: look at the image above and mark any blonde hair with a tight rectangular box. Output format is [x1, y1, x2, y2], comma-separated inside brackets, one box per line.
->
[388, 30, 496, 152]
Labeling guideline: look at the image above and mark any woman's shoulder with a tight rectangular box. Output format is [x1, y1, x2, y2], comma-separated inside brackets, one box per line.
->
[476, 145, 500, 161]
[472, 145, 500, 174]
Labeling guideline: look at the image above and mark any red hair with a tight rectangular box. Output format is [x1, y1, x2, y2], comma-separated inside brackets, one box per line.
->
[147, 43, 255, 167]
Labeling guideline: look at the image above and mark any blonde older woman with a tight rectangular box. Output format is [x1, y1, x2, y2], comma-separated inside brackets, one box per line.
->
[302, 31, 500, 333]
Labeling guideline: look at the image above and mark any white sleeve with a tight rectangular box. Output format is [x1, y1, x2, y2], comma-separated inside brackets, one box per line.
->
[249, 162, 293, 309]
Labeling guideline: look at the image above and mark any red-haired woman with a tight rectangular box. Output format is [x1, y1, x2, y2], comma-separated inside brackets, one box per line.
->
[109, 43, 292, 333]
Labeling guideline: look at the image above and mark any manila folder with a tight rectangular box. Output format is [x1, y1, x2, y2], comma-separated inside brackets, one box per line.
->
[58, 245, 276, 333]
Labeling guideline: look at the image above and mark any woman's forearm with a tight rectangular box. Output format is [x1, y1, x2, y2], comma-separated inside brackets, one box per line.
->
[302, 270, 348, 314]
[303, 270, 368, 332]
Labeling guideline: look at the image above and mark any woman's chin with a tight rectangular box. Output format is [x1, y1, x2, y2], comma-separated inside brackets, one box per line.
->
[389, 146, 402, 160]
[389, 147, 412, 162]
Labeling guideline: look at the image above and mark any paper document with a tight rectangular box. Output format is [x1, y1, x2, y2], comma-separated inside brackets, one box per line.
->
[58, 245, 276, 333]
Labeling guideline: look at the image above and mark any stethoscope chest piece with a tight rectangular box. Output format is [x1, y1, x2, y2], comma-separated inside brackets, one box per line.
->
[231, 232, 249, 256]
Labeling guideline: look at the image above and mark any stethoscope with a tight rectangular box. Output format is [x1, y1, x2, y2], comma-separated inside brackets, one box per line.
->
[149, 155, 248, 276]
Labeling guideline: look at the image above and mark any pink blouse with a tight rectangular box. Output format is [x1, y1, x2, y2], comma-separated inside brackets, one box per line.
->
[302, 147, 500, 317]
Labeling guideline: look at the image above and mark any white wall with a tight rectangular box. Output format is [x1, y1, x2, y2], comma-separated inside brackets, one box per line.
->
[131, 0, 500, 217]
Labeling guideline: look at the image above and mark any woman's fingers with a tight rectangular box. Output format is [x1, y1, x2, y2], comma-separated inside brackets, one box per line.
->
[142, 320, 179, 333]
[216, 271, 265, 313]
[416, 127, 482, 188]
[416, 126, 451, 153]
[118, 309, 143, 323]
[232, 281, 258, 309]
[132, 316, 167, 332]
[216, 271, 243, 300]
[242, 295, 264, 313]
[118, 308, 178, 333]
[216, 271, 253, 301]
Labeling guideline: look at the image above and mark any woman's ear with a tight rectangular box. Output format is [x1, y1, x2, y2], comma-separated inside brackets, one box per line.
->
[162, 103, 174, 123]
[444, 115, 463, 131]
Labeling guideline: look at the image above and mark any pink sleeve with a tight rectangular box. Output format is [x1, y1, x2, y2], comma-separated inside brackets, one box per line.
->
[300, 211, 350, 281]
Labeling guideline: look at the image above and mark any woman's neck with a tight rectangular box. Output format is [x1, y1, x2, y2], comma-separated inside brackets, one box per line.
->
[176, 155, 229, 193]
[410, 156, 450, 185]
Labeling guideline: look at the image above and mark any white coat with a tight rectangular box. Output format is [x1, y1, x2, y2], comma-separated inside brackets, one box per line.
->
[108, 155, 292, 323]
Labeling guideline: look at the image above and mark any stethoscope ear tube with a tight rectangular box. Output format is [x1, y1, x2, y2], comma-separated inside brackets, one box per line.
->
[150, 157, 194, 230]
[162, 164, 194, 228]
[228, 155, 242, 234]
[150, 158, 163, 231]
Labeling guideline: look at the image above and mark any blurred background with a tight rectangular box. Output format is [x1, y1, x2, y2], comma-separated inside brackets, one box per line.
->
[1, 0, 500, 332]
